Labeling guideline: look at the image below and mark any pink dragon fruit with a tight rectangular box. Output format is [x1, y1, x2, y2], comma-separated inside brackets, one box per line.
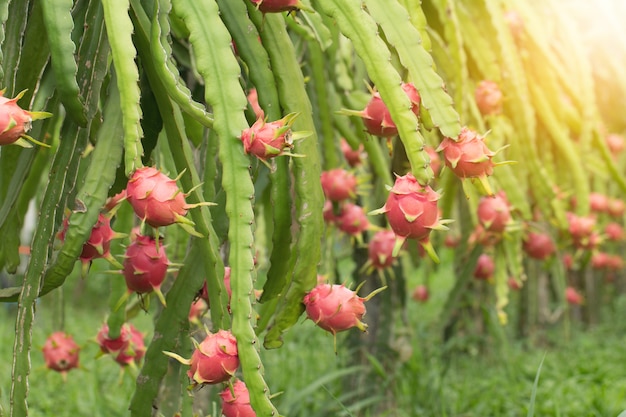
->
[240, 113, 301, 161]
[370, 172, 448, 261]
[566, 212, 600, 249]
[320, 168, 357, 202]
[249, 0, 301, 13]
[360, 83, 421, 137]
[475, 80, 503, 116]
[200, 266, 232, 310]
[113, 325, 146, 367]
[188, 298, 209, 324]
[367, 230, 398, 270]
[437, 127, 499, 194]
[425, 146, 442, 177]
[589, 192, 609, 213]
[58, 213, 117, 264]
[565, 286, 583, 305]
[126, 167, 189, 228]
[96, 323, 132, 356]
[304, 284, 373, 335]
[477, 192, 511, 233]
[605, 222, 624, 241]
[411, 285, 429, 302]
[42, 332, 80, 376]
[522, 232, 556, 260]
[0, 89, 51, 147]
[123, 235, 170, 306]
[607, 198, 625, 218]
[474, 253, 495, 280]
[220, 379, 256, 417]
[335, 203, 370, 236]
[340, 138, 363, 167]
[165, 330, 240, 386]
[605, 133, 625, 156]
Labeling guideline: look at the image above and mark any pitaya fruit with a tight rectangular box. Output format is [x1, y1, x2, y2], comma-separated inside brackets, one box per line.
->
[425, 146, 442, 177]
[605, 222, 624, 241]
[113, 325, 146, 367]
[200, 266, 233, 310]
[370, 173, 449, 262]
[477, 192, 511, 233]
[605, 133, 625, 156]
[189, 298, 209, 324]
[164, 330, 240, 386]
[589, 192, 609, 213]
[522, 232, 556, 260]
[0, 89, 51, 147]
[562, 253, 574, 270]
[335, 203, 370, 237]
[359, 83, 421, 138]
[591, 252, 611, 270]
[220, 379, 256, 417]
[508, 277, 522, 290]
[437, 127, 500, 194]
[42, 332, 80, 376]
[320, 168, 357, 202]
[340, 138, 363, 167]
[58, 213, 117, 264]
[607, 198, 625, 218]
[240, 113, 302, 162]
[474, 253, 495, 280]
[411, 285, 429, 302]
[249, 0, 301, 13]
[126, 167, 190, 228]
[367, 230, 398, 270]
[122, 235, 170, 306]
[96, 323, 132, 356]
[474, 80, 503, 116]
[565, 286, 583, 305]
[566, 212, 599, 249]
[303, 283, 385, 347]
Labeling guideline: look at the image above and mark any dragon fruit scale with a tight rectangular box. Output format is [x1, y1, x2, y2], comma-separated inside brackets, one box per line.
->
[0, 89, 51, 147]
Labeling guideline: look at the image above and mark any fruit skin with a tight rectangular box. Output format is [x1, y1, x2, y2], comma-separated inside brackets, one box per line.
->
[437, 127, 496, 179]
[566, 212, 600, 249]
[474, 254, 495, 280]
[320, 168, 357, 202]
[122, 235, 169, 300]
[361, 83, 421, 137]
[335, 203, 370, 236]
[340, 138, 363, 167]
[368, 230, 397, 270]
[126, 167, 188, 227]
[477, 192, 511, 233]
[0, 90, 51, 146]
[523, 232, 556, 260]
[565, 286, 583, 305]
[303, 284, 368, 335]
[58, 213, 116, 263]
[96, 323, 132, 356]
[113, 325, 146, 367]
[42, 332, 80, 375]
[411, 285, 429, 302]
[249, 0, 300, 13]
[240, 113, 298, 161]
[475, 80, 503, 116]
[188, 330, 239, 385]
[200, 266, 232, 310]
[220, 379, 256, 417]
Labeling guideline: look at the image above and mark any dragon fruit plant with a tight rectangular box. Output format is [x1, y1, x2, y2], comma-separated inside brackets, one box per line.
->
[0, 89, 51, 147]
[42, 332, 80, 378]
[240, 113, 309, 165]
[122, 235, 170, 307]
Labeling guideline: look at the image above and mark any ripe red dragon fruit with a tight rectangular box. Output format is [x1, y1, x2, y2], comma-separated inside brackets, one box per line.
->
[220, 379, 256, 417]
[123, 235, 170, 306]
[522, 232, 556, 260]
[607, 198, 625, 218]
[126, 167, 189, 228]
[96, 323, 132, 356]
[199, 267, 232, 310]
[474, 253, 495, 280]
[165, 330, 240, 386]
[303, 284, 384, 340]
[359, 83, 421, 138]
[468, 223, 502, 247]
[508, 277, 522, 291]
[370, 173, 449, 261]
[566, 212, 599, 249]
[189, 298, 209, 324]
[589, 192, 609, 213]
[565, 286, 583, 305]
[335, 203, 370, 236]
[605, 222, 624, 241]
[0, 89, 51, 147]
[340, 138, 363, 167]
[247, 88, 264, 119]
[437, 127, 500, 194]
[425, 146, 442, 177]
[367, 230, 398, 270]
[411, 284, 429, 302]
[475, 80, 503, 116]
[591, 252, 611, 270]
[477, 192, 511, 233]
[58, 213, 117, 264]
[240, 113, 301, 161]
[113, 325, 146, 367]
[321, 168, 357, 202]
[42, 332, 80, 376]
[249, 0, 301, 13]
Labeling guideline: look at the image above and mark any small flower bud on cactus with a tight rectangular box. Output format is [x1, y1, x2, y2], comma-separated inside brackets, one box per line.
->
[42, 332, 80, 376]
[0, 89, 51, 147]
[522, 232, 556, 260]
[58, 213, 117, 264]
[474, 254, 495, 280]
[437, 127, 501, 194]
[113, 325, 146, 367]
[475, 80, 503, 116]
[164, 330, 240, 386]
[359, 83, 421, 138]
[126, 167, 191, 228]
[220, 379, 256, 417]
[241, 113, 303, 161]
[370, 173, 449, 262]
[321, 168, 357, 202]
[123, 235, 170, 306]
[367, 230, 398, 270]
[565, 286, 583, 305]
[335, 203, 370, 237]
[340, 138, 363, 167]
[477, 192, 511, 233]
[249, 0, 302, 13]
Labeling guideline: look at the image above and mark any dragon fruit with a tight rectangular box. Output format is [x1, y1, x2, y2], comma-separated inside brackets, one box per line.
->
[567, 212, 600, 249]
[425, 146, 442, 177]
[475, 80, 503, 116]
[522, 232, 556, 260]
[126, 167, 189, 228]
[58, 213, 117, 264]
[370, 173, 449, 261]
[335, 203, 370, 236]
[0, 89, 51, 147]
[474, 254, 495, 280]
[605, 222, 624, 241]
[96, 323, 132, 356]
[165, 330, 240, 386]
[122, 235, 170, 306]
[200, 266, 233, 310]
[340, 138, 363, 167]
[605, 133, 625, 156]
[367, 230, 398, 270]
[589, 192, 609, 213]
[249, 0, 301, 13]
[220, 379, 256, 417]
[42, 332, 80, 376]
[321, 168, 357, 202]
[607, 198, 625, 218]
[565, 286, 583, 305]
[477, 192, 511, 233]
[360, 83, 421, 137]
[240, 113, 301, 161]
[113, 325, 146, 367]
[411, 285, 429, 302]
